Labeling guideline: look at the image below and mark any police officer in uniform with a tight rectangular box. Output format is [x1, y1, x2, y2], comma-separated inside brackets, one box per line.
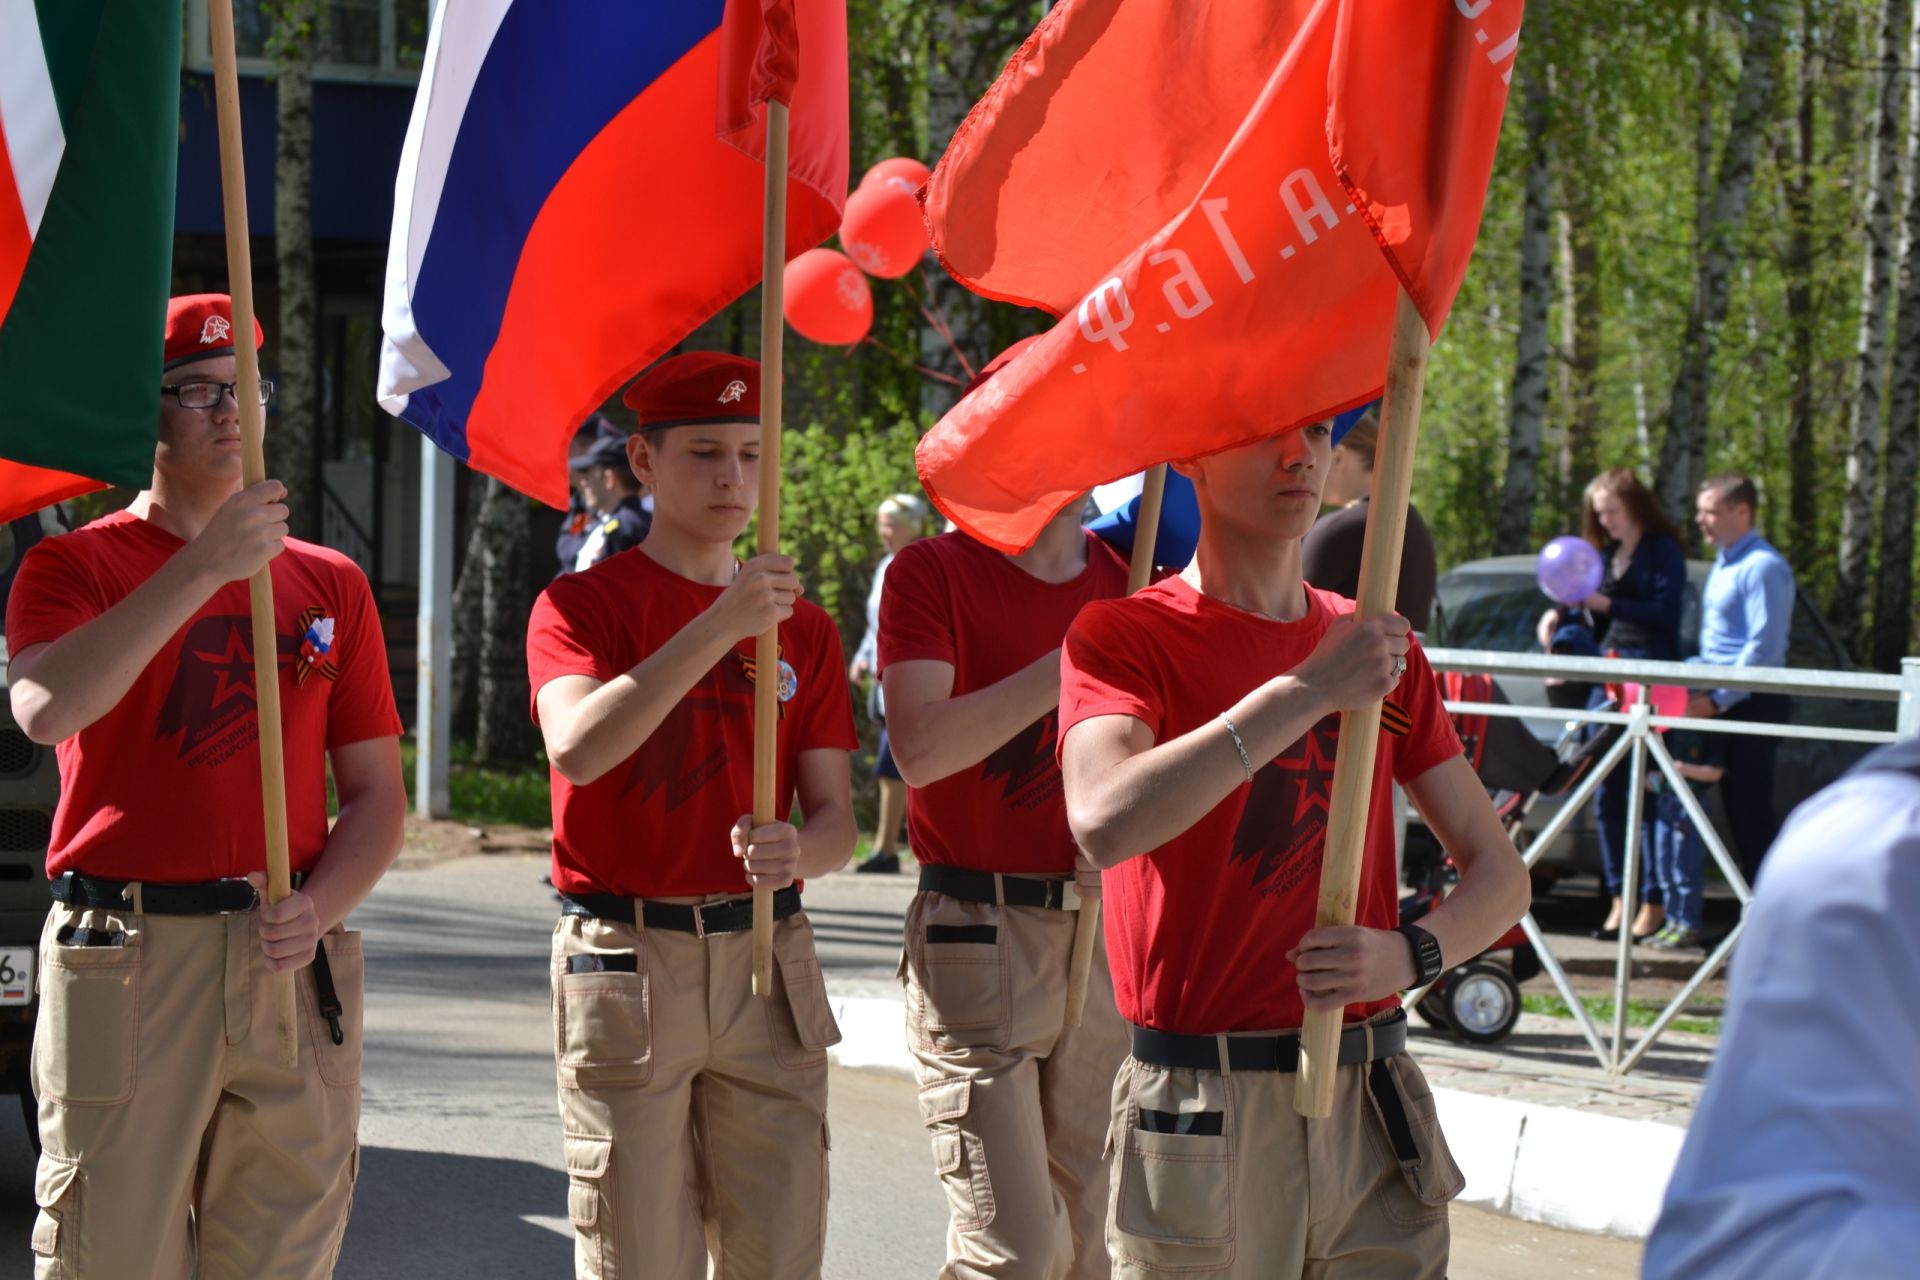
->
[527, 352, 858, 1278]
[564, 419, 651, 573]
[6, 295, 406, 1279]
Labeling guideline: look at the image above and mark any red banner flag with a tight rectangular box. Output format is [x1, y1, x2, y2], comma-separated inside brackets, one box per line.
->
[918, 0, 1523, 551]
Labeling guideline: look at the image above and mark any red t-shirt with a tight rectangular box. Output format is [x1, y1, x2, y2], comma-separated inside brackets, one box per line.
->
[878, 530, 1130, 874]
[5, 511, 402, 882]
[1059, 578, 1460, 1034]
[526, 549, 858, 897]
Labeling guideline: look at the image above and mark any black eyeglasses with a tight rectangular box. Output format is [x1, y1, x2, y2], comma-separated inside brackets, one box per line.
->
[160, 379, 274, 410]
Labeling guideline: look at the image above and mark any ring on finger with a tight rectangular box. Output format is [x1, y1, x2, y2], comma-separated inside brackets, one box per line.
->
[1391, 654, 1407, 680]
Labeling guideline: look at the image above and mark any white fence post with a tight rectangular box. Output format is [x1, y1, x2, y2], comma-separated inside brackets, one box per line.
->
[1900, 658, 1920, 739]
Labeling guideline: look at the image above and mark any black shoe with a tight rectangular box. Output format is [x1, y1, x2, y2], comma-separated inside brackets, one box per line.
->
[856, 851, 901, 875]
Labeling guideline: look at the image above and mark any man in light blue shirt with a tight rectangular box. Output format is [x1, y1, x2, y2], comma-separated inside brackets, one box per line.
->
[1688, 473, 1795, 878]
[1644, 742, 1920, 1279]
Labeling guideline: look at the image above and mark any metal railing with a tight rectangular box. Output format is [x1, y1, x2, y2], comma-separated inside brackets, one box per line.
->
[1412, 649, 1916, 1075]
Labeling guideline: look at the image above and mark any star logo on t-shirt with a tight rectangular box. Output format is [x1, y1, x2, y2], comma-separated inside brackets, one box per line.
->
[192, 624, 258, 710]
[159, 615, 300, 764]
[1229, 714, 1340, 898]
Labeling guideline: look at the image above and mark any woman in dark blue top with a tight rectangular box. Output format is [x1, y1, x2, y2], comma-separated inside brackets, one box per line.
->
[1537, 468, 1686, 940]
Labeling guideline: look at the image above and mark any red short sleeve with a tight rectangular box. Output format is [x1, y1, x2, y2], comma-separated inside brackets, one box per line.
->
[5, 540, 103, 654]
[326, 568, 404, 749]
[1391, 638, 1463, 783]
[876, 540, 955, 671]
[526, 578, 622, 724]
[1058, 598, 1166, 756]
[794, 611, 858, 752]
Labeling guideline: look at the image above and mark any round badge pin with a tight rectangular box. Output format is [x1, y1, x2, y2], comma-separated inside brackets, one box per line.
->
[777, 659, 799, 703]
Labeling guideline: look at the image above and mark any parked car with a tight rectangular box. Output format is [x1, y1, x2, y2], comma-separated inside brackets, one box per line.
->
[1421, 555, 1892, 884]
[0, 508, 65, 1142]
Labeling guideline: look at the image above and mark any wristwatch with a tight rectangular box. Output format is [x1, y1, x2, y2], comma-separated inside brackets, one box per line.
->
[1397, 923, 1445, 986]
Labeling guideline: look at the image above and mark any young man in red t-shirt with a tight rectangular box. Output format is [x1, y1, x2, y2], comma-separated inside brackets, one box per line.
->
[881, 494, 1132, 1279]
[1059, 424, 1530, 1278]
[5, 295, 405, 1278]
[526, 352, 858, 1279]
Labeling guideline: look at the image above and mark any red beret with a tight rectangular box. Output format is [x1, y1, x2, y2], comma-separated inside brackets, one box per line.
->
[164, 294, 265, 372]
[621, 352, 760, 428]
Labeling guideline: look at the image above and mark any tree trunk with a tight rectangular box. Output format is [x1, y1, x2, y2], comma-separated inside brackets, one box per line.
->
[1497, 35, 1553, 555]
[1655, 0, 1786, 521]
[450, 474, 487, 743]
[1565, 203, 1603, 495]
[269, 2, 320, 543]
[1872, 4, 1920, 671]
[1838, 0, 1914, 659]
[474, 477, 536, 767]
[1784, 0, 1820, 562]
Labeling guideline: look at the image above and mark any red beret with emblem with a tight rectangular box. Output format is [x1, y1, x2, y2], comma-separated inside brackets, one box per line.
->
[621, 352, 760, 428]
[164, 294, 265, 372]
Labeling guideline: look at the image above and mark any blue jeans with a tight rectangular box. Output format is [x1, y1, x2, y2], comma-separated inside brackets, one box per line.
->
[1649, 788, 1708, 930]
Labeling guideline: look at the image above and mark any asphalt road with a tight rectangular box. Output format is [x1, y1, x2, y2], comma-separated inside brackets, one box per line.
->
[0, 854, 1643, 1278]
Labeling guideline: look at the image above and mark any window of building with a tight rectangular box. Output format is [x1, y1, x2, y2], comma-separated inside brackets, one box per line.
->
[185, 0, 432, 84]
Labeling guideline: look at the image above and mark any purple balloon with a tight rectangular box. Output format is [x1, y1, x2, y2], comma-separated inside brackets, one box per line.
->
[1537, 536, 1604, 605]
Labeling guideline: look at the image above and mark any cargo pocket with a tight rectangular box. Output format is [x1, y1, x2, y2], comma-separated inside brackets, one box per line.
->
[565, 1133, 614, 1280]
[1112, 1074, 1235, 1273]
[31, 1152, 79, 1275]
[765, 918, 842, 1069]
[555, 951, 653, 1090]
[37, 924, 140, 1106]
[907, 896, 1008, 1051]
[917, 1076, 995, 1232]
[302, 931, 364, 1089]
[1363, 1054, 1465, 1226]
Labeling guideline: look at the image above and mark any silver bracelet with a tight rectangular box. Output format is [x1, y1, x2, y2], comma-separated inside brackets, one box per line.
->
[1220, 713, 1254, 781]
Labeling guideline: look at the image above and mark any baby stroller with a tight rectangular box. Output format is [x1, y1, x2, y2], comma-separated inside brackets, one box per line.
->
[1399, 672, 1621, 1043]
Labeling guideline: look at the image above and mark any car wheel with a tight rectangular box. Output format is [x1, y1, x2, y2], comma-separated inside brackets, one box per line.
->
[1414, 987, 1453, 1031]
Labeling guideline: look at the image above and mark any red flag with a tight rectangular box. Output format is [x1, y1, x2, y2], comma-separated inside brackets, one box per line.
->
[918, 0, 1523, 551]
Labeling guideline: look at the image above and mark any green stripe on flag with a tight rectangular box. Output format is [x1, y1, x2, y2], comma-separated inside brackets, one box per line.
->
[0, 0, 182, 492]
[29, 1, 108, 132]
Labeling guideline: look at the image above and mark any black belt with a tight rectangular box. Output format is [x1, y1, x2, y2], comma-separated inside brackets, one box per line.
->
[561, 886, 801, 936]
[1130, 1010, 1408, 1073]
[918, 865, 1073, 910]
[51, 872, 306, 916]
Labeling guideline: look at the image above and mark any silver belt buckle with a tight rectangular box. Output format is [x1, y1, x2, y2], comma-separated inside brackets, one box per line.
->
[224, 878, 261, 914]
[692, 903, 709, 939]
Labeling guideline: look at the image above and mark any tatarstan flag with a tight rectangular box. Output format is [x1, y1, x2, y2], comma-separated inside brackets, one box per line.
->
[918, 0, 1523, 551]
[0, 0, 183, 522]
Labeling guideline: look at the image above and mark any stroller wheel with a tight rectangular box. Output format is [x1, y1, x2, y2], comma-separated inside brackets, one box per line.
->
[1413, 987, 1453, 1031]
[1445, 961, 1521, 1043]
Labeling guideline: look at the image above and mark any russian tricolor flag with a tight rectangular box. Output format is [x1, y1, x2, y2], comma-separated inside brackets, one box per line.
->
[377, 0, 848, 507]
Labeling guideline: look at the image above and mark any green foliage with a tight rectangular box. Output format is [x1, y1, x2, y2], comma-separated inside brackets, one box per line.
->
[1521, 992, 1724, 1038]
[399, 738, 552, 828]
[740, 416, 925, 653]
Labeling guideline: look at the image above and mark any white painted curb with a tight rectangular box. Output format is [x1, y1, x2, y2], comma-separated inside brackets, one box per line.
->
[826, 988, 1682, 1240]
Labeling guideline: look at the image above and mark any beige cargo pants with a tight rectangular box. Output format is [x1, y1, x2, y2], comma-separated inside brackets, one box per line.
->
[551, 906, 841, 1280]
[29, 901, 363, 1280]
[1105, 1030, 1463, 1278]
[904, 884, 1131, 1280]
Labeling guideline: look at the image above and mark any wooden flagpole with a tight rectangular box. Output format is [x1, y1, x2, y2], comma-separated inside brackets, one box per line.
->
[209, 0, 298, 1069]
[1295, 292, 1430, 1118]
[1063, 463, 1168, 1027]
[752, 100, 793, 998]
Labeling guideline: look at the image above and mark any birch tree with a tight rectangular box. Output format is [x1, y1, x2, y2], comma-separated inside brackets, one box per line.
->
[1837, 0, 1914, 656]
[268, 0, 321, 542]
[1497, 30, 1554, 554]
[1656, 0, 1787, 521]
[1872, 3, 1920, 669]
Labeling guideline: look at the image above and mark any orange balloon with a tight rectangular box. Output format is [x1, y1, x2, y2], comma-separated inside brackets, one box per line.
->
[783, 249, 873, 345]
[839, 181, 928, 279]
[858, 156, 932, 193]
